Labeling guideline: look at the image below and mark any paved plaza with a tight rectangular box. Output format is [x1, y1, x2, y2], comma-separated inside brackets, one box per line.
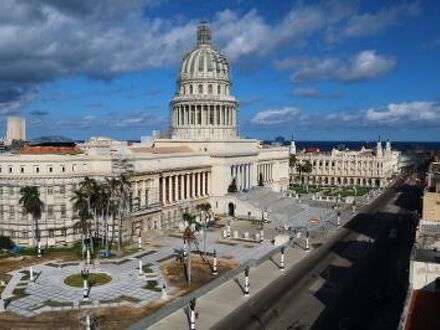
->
[1, 187, 380, 318]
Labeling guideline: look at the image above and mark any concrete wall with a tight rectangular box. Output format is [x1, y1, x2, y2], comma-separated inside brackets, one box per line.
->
[422, 192, 440, 222]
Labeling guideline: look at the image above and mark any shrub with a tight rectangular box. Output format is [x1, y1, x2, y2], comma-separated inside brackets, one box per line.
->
[0, 236, 14, 249]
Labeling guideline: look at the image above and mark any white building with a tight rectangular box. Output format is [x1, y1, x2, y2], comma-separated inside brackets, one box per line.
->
[0, 22, 289, 247]
[6, 116, 26, 144]
[290, 141, 400, 188]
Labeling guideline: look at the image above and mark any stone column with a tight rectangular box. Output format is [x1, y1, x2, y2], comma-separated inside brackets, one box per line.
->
[186, 174, 190, 199]
[180, 175, 184, 200]
[191, 173, 195, 198]
[174, 175, 178, 202]
[162, 177, 166, 204]
[201, 171, 205, 196]
[167, 176, 172, 203]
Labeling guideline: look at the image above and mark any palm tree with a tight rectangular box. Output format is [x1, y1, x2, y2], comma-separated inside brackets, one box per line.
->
[79, 177, 98, 252]
[116, 174, 131, 256]
[289, 154, 297, 186]
[71, 189, 92, 259]
[19, 186, 44, 253]
[301, 160, 313, 190]
[182, 212, 201, 285]
[196, 203, 211, 255]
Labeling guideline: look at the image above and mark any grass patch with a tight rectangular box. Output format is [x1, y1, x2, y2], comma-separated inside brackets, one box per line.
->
[44, 300, 74, 307]
[144, 280, 161, 292]
[215, 240, 238, 246]
[101, 295, 141, 304]
[64, 273, 112, 288]
[79, 301, 93, 306]
[142, 263, 154, 273]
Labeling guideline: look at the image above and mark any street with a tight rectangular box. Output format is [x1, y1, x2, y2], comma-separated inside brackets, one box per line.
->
[212, 174, 421, 330]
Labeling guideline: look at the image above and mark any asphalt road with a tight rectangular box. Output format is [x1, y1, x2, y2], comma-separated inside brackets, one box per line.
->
[212, 174, 421, 330]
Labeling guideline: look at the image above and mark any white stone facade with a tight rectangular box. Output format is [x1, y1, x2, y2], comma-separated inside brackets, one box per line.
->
[291, 141, 400, 188]
[0, 22, 289, 247]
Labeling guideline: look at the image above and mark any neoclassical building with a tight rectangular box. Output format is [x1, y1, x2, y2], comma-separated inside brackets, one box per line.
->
[0, 22, 289, 247]
[290, 140, 400, 188]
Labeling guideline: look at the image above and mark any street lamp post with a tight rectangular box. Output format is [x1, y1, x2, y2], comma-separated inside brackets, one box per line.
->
[244, 267, 250, 296]
[189, 298, 196, 330]
[212, 249, 218, 275]
[81, 268, 90, 301]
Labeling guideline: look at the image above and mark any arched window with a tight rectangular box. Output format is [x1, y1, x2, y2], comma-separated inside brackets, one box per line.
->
[208, 84, 213, 94]
[198, 84, 203, 94]
[217, 85, 221, 94]
[189, 85, 193, 94]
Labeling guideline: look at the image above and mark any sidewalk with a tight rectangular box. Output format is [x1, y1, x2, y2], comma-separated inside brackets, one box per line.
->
[149, 246, 307, 330]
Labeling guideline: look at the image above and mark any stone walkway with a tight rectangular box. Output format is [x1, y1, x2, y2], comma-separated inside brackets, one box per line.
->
[2, 250, 171, 317]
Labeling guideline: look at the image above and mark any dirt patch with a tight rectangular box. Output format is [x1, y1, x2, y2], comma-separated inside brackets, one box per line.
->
[161, 256, 238, 292]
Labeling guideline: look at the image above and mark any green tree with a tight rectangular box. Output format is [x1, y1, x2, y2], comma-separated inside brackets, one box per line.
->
[71, 189, 92, 259]
[182, 212, 201, 285]
[19, 186, 44, 250]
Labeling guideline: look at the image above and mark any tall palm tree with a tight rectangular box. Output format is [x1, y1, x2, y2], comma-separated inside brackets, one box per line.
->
[71, 189, 92, 259]
[183, 212, 201, 285]
[117, 174, 131, 256]
[19, 186, 44, 252]
[79, 176, 98, 252]
[196, 203, 211, 256]
[289, 154, 297, 186]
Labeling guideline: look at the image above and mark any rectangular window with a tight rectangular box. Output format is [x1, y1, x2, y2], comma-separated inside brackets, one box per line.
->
[49, 229, 54, 238]
[20, 166, 25, 173]
[48, 165, 53, 173]
[47, 205, 54, 219]
[59, 185, 65, 194]
[61, 204, 66, 218]
[35, 166, 40, 173]
[61, 165, 65, 172]
[47, 186, 53, 195]
[8, 167, 13, 173]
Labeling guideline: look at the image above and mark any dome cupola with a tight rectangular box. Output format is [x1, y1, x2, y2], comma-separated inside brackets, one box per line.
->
[169, 22, 239, 141]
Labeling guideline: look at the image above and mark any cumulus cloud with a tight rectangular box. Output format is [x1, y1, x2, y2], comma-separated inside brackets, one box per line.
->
[276, 50, 396, 83]
[366, 101, 440, 124]
[251, 107, 299, 125]
[251, 101, 440, 129]
[326, 2, 421, 42]
[292, 87, 341, 99]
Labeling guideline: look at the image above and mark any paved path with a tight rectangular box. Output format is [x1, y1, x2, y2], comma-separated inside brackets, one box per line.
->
[150, 246, 308, 330]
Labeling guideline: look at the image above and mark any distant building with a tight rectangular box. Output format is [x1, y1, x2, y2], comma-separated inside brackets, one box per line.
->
[6, 116, 26, 145]
[290, 140, 400, 188]
[399, 221, 440, 330]
[422, 162, 440, 223]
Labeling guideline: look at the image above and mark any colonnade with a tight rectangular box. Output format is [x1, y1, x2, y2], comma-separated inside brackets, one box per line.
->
[258, 163, 273, 182]
[173, 104, 235, 127]
[297, 175, 383, 187]
[160, 171, 210, 205]
[231, 164, 251, 191]
[131, 179, 153, 208]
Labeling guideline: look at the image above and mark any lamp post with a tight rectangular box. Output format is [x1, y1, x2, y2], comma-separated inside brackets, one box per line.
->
[305, 230, 310, 251]
[189, 298, 196, 330]
[81, 268, 90, 301]
[244, 267, 250, 296]
[212, 249, 218, 275]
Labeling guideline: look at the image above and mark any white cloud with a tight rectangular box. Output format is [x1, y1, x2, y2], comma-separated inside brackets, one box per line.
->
[250, 101, 440, 129]
[277, 50, 396, 83]
[292, 87, 341, 99]
[251, 107, 299, 125]
[366, 101, 440, 124]
[326, 3, 421, 42]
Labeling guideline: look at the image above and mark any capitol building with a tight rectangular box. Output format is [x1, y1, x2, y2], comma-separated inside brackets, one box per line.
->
[0, 23, 289, 247]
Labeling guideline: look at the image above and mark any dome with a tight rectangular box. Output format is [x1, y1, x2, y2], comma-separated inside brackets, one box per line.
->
[179, 22, 229, 81]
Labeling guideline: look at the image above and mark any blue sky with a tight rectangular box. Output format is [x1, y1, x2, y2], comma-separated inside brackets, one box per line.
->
[0, 0, 439, 141]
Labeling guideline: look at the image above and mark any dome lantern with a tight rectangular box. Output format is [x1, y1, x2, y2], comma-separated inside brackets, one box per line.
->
[197, 21, 212, 46]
